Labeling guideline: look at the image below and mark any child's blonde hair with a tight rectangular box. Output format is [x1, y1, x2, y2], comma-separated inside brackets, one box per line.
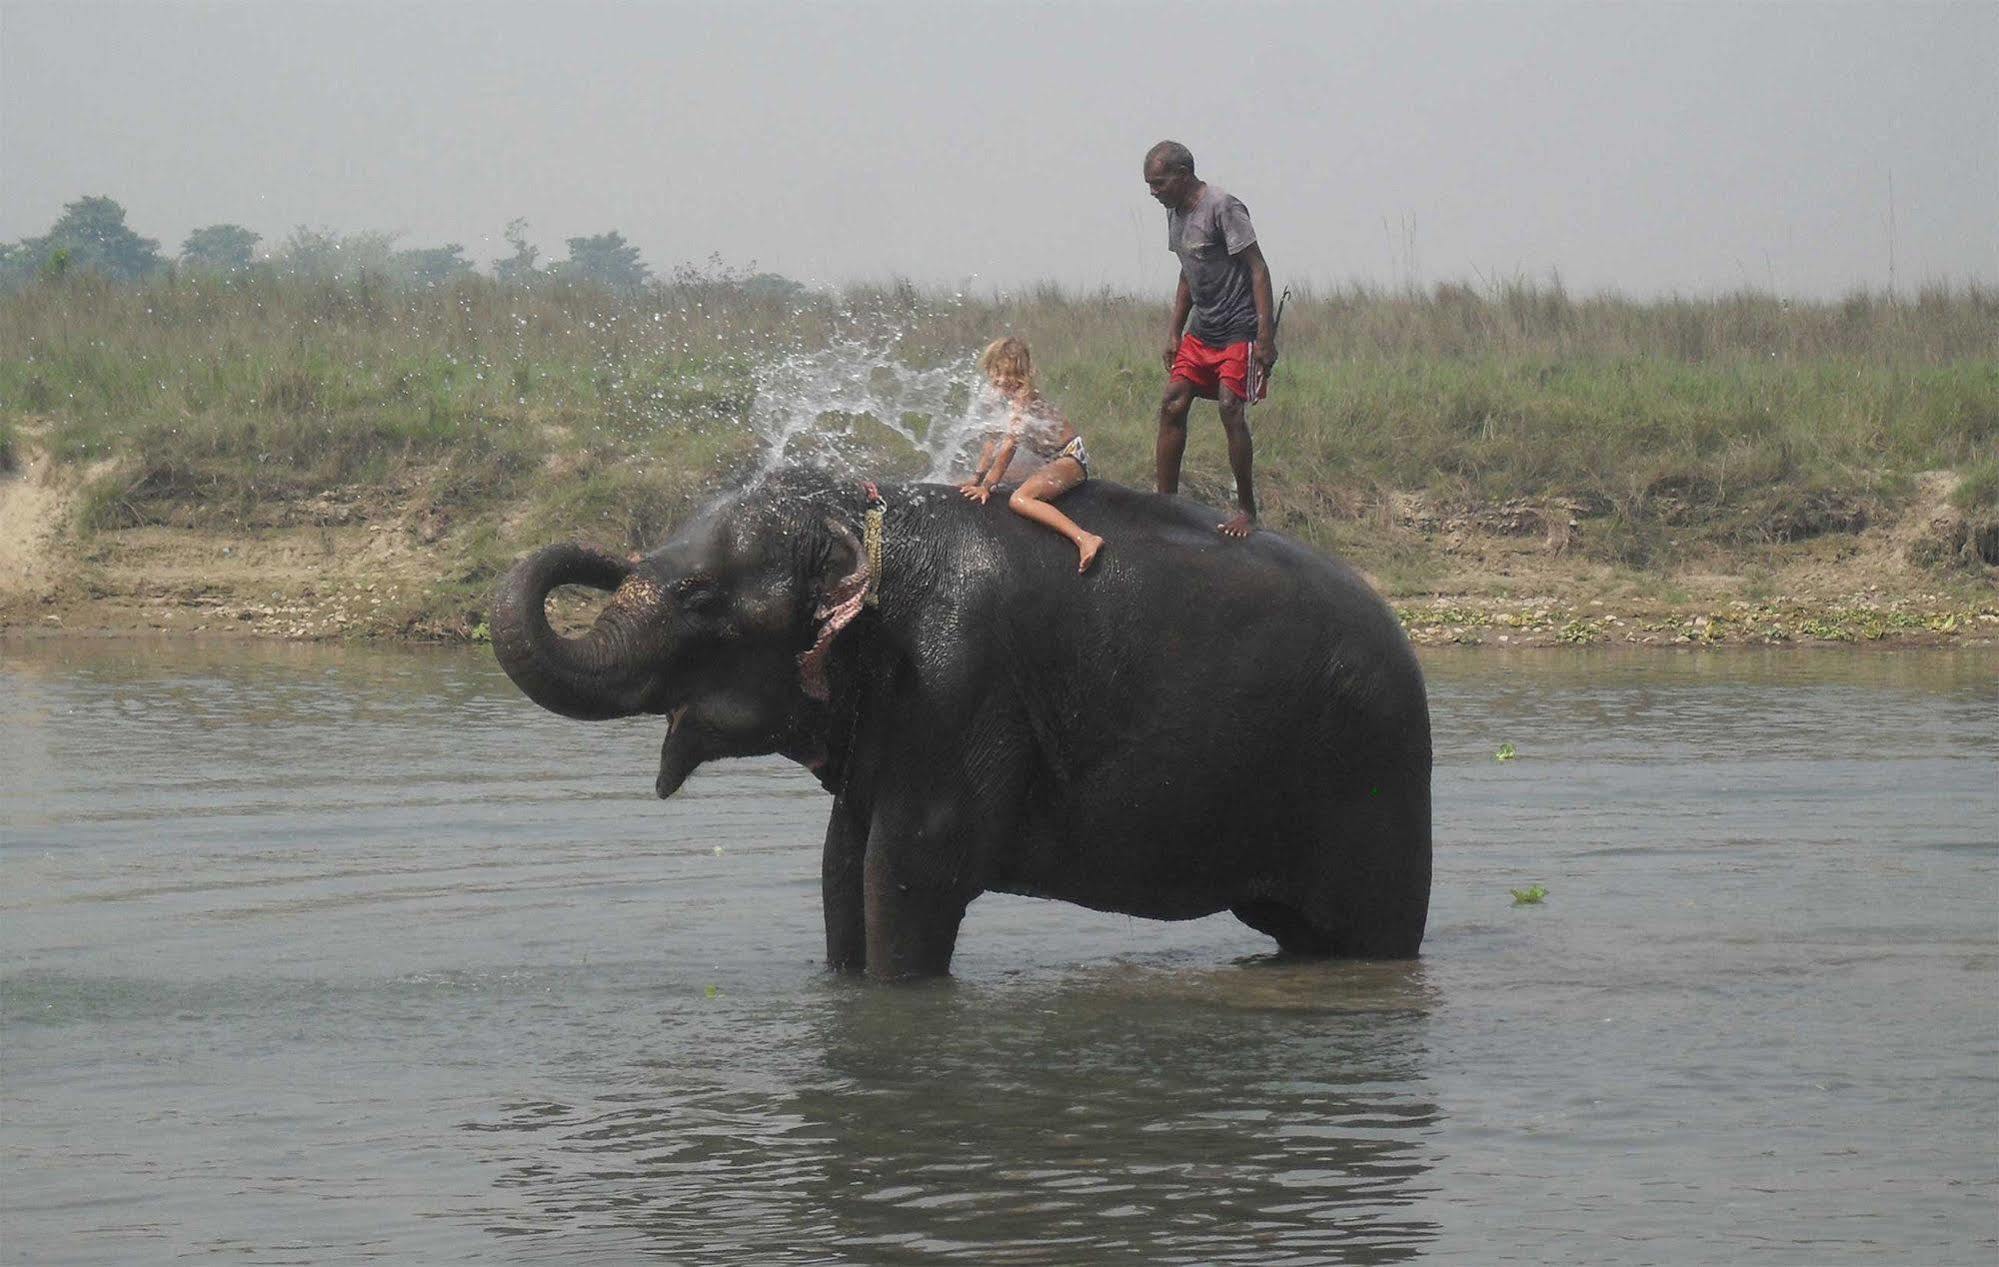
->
[978, 336, 1035, 398]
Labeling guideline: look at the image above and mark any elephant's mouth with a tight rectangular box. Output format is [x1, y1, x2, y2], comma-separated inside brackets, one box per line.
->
[663, 702, 690, 735]
[656, 704, 696, 800]
[787, 738, 828, 772]
[655, 691, 830, 798]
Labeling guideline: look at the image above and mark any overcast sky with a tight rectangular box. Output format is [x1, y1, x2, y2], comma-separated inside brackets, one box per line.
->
[3, 0, 1992, 298]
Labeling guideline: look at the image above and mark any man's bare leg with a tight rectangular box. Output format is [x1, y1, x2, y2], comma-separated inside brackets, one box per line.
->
[1217, 390, 1257, 537]
[1155, 380, 1195, 495]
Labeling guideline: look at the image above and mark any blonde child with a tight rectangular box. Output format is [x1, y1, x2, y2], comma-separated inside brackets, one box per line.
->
[958, 337, 1105, 573]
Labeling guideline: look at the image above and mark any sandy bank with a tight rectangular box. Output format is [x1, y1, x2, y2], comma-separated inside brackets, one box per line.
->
[3, 448, 1993, 650]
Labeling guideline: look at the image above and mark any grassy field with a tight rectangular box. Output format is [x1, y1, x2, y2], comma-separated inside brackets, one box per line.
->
[2, 271, 1994, 635]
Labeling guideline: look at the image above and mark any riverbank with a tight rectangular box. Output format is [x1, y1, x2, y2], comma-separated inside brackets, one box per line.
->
[4, 445, 1992, 649]
[3, 276, 1993, 647]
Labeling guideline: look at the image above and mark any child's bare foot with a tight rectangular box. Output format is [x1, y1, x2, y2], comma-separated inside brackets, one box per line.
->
[1218, 511, 1256, 538]
[1077, 534, 1105, 573]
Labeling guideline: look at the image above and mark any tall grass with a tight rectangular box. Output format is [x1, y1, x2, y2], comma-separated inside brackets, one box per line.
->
[2, 271, 1993, 573]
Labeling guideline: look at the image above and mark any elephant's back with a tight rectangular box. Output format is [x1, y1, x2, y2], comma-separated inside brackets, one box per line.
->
[943, 478, 1427, 755]
[1050, 481, 1416, 689]
[1046, 480, 1383, 595]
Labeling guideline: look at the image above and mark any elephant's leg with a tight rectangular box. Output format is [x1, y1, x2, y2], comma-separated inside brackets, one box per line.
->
[1308, 881, 1428, 958]
[848, 692, 1021, 980]
[1231, 900, 1335, 956]
[1286, 790, 1432, 959]
[862, 844, 970, 980]
[822, 796, 868, 974]
[1231, 821, 1429, 959]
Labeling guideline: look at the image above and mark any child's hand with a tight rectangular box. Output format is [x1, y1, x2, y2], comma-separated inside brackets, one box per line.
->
[958, 481, 991, 505]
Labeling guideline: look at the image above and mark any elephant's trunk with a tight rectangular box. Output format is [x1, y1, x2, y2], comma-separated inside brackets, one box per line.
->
[490, 544, 664, 721]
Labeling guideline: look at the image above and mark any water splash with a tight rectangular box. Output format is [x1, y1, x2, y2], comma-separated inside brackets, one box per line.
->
[743, 335, 1003, 486]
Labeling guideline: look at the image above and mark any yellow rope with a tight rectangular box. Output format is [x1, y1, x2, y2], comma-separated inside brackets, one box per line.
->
[862, 504, 884, 608]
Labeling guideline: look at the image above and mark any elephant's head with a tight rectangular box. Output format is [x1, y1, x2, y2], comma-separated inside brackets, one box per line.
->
[490, 482, 874, 797]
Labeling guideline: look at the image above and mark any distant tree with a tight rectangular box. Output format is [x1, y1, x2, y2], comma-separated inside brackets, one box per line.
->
[666, 253, 809, 303]
[396, 244, 474, 287]
[556, 230, 651, 289]
[12, 195, 163, 281]
[740, 271, 809, 302]
[276, 226, 347, 279]
[180, 223, 261, 273]
[493, 217, 540, 284]
[275, 226, 399, 281]
[670, 252, 739, 289]
[0, 241, 30, 289]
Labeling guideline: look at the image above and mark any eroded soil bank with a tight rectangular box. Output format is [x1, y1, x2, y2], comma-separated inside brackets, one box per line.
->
[4, 449, 1991, 649]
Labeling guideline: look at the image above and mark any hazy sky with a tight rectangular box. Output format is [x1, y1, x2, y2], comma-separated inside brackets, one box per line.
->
[3, 1, 1993, 297]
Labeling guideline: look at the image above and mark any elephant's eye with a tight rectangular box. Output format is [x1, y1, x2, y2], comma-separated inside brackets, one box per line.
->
[672, 575, 717, 607]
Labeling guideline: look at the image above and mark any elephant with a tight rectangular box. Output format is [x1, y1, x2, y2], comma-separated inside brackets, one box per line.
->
[491, 472, 1432, 980]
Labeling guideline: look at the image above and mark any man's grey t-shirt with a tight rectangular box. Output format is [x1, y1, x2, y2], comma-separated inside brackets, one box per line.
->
[1167, 185, 1260, 346]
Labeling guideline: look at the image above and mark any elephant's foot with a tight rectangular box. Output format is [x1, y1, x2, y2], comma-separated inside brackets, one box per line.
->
[1233, 897, 1426, 959]
[863, 852, 968, 980]
[863, 897, 967, 979]
[826, 925, 867, 975]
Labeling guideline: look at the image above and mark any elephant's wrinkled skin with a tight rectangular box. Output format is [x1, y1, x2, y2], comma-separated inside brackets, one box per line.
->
[492, 475, 1431, 979]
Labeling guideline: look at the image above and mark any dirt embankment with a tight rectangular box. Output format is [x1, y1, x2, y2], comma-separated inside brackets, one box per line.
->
[1366, 472, 1997, 648]
[0, 452, 68, 599]
[2, 446, 1994, 649]
[1, 443, 450, 641]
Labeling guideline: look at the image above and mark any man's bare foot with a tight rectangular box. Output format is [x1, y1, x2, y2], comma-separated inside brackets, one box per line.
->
[1217, 511, 1256, 538]
[1077, 534, 1105, 573]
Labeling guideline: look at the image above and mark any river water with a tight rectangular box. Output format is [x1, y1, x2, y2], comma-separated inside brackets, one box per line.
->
[2, 641, 1994, 1264]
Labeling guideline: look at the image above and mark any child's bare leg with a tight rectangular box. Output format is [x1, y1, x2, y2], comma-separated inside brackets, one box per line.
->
[1009, 459, 1104, 573]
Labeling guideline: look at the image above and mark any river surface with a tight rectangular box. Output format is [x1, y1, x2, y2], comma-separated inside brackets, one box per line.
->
[2, 640, 1995, 1264]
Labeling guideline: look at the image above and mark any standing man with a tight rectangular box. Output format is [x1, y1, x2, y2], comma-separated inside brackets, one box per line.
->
[1145, 139, 1276, 537]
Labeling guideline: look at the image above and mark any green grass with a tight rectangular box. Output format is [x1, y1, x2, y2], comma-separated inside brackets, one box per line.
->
[3, 271, 1994, 589]
[1953, 458, 1999, 514]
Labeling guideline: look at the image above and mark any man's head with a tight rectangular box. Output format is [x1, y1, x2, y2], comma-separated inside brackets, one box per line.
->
[1143, 140, 1198, 211]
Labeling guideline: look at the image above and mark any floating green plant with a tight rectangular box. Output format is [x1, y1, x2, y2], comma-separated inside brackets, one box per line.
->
[1510, 884, 1548, 905]
[1494, 742, 1517, 762]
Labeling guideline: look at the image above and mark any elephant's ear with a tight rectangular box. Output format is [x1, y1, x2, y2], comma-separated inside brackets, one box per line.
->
[797, 516, 870, 702]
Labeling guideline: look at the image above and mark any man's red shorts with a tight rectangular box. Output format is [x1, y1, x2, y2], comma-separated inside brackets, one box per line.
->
[1170, 333, 1263, 402]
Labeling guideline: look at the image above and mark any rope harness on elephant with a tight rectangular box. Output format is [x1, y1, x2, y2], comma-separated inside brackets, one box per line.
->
[798, 482, 889, 702]
[861, 481, 886, 608]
